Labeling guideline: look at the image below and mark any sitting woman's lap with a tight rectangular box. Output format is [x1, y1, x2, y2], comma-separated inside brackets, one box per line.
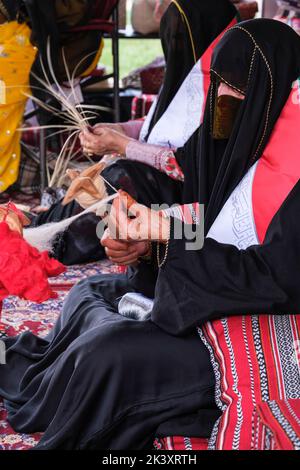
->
[0, 273, 217, 449]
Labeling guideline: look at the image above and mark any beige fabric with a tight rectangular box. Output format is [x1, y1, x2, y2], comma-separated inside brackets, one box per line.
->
[131, 0, 171, 35]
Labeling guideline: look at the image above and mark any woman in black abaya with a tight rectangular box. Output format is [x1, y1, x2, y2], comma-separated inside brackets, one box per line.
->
[144, 0, 237, 138]
[30, 0, 237, 265]
[1, 19, 300, 450]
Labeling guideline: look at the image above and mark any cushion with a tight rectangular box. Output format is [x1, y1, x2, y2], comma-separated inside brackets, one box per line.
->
[199, 315, 300, 450]
[154, 436, 208, 450]
[131, 94, 157, 119]
[252, 399, 300, 450]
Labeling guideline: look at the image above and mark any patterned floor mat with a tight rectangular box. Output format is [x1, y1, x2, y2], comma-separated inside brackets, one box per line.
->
[0, 259, 118, 450]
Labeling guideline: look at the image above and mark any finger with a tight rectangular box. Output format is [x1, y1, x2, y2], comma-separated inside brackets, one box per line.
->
[102, 238, 131, 252]
[118, 190, 146, 220]
[105, 247, 139, 261]
[107, 195, 126, 239]
[106, 207, 119, 240]
[79, 132, 84, 144]
[112, 195, 132, 240]
[93, 126, 107, 135]
[105, 239, 139, 253]
[93, 123, 104, 130]
[106, 252, 139, 265]
[82, 130, 98, 145]
[118, 190, 136, 210]
[101, 227, 130, 249]
[100, 228, 110, 244]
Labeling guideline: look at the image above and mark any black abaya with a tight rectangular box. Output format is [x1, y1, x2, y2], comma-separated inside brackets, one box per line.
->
[146, 0, 237, 136]
[0, 271, 217, 449]
[0, 1, 25, 21]
[25, 0, 107, 120]
[152, 180, 300, 335]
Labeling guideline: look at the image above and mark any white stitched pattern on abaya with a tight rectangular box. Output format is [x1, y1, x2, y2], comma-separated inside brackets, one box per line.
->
[139, 96, 158, 142]
[139, 59, 205, 148]
[207, 162, 259, 249]
[182, 60, 205, 144]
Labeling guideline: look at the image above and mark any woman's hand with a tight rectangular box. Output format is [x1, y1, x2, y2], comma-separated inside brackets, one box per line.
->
[107, 191, 170, 243]
[79, 127, 131, 156]
[101, 228, 150, 265]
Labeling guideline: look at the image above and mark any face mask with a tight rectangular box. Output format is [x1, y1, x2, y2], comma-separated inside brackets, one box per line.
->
[212, 94, 242, 140]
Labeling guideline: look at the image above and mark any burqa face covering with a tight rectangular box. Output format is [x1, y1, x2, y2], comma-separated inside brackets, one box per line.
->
[212, 94, 243, 140]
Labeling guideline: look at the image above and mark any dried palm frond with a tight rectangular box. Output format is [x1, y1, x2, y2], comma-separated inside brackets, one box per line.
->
[16, 39, 115, 193]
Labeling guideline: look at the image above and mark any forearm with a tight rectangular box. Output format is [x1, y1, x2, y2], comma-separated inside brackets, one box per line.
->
[126, 141, 184, 181]
[94, 123, 125, 134]
[120, 120, 144, 140]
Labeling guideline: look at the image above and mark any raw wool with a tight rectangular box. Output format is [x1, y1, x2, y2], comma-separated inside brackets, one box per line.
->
[23, 193, 118, 253]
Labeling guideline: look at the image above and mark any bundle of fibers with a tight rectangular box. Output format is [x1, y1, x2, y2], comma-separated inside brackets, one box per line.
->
[23, 193, 118, 253]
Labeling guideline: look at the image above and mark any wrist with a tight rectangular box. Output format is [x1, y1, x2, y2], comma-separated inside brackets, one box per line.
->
[140, 241, 152, 262]
[160, 215, 171, 243]
[115, 135, 131, 155]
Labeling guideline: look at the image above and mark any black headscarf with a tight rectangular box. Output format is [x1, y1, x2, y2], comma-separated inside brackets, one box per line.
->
[23, 0, 117, 124]
[25, 0, 109, 82]
[0, 0, 26, 21]
[146, 0, 237, 138]
[182, 18, 300, 233]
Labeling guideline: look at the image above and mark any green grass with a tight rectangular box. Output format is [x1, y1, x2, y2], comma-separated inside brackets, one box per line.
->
[100, 39, 163, 78]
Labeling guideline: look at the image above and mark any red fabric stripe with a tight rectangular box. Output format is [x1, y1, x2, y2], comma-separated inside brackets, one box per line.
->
[279, 401, 300, 436]
[254, 400, 300, 450]
[253, 81, 300, 243]
[269, 316, 286, 399]
[259, 316, 284, 400]
[155, 436, 209, 450]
